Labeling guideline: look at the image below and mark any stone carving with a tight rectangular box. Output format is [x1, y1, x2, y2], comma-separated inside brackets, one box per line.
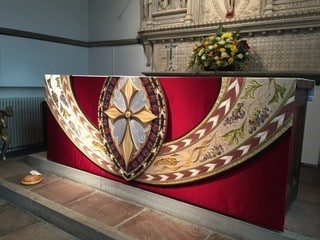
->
[143, 0, 152, 21]
[225, 0, 236, 18]
[0, 106, 13, 160]
[143, 41, 153, 66]
[141, 0, 194, 28]
[157, 0, 187, 11]
[139, 0, 320, 73]
[272, 0, 320, 12]
[205, 0, 258, 20]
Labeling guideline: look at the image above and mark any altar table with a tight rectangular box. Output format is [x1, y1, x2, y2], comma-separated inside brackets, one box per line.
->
[44, 75, 314, 231]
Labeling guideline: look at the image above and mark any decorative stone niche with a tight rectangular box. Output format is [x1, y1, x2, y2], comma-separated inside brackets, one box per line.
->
[139, 0, 320, 75]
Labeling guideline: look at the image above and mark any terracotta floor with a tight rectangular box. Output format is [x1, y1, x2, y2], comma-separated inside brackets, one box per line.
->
[0, 155, 234, 240]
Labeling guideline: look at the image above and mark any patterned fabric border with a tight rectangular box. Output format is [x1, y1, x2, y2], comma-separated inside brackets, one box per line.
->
[45, 75, 296, 185]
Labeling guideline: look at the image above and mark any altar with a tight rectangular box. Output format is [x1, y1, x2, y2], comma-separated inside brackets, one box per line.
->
[44, 74, 314, 231]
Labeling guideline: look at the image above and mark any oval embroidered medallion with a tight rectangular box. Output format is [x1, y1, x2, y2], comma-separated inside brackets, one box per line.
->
[98, 76, 167, 180]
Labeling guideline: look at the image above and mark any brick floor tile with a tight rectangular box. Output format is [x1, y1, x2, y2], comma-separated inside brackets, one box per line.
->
[118, 209, 210, 240]
[31, 178, 94, 205]
[67, 191, 143, 227]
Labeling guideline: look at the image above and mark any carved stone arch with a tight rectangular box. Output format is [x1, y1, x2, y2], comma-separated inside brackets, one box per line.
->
[237, 0, 253, 17]
[211, 0, 225, 19]
[259, 0, 269, 15]
[211, 0, 252, 18]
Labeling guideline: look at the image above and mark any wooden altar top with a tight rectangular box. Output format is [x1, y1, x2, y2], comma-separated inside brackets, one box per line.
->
[143, 71, 319, 86]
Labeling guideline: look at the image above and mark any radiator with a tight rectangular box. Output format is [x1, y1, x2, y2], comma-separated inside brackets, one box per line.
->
[0, 97, 45, 150]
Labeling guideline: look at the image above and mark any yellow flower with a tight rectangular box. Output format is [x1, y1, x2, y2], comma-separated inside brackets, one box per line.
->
[203, 41, 209, 46]
[221, 32, 233, 39]
[216, 60, 223, 66]
[229, 44, 238, 53]
[220, 48, 226, 52]
[228, 57, 234, 64]
[198, 48, 205, 56]
[213, 44, 218, 49]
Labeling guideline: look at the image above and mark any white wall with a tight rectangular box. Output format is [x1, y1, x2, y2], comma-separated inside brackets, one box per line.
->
[302, 85, 320, 165]
[0, 0, 88, 41]
[0, 0, 148, 94]
[0, 0, 89, 97]
[88, 0, 141, 41]
[89, 44, 147, 76]
[0, 36, 88, 87]
[88, 0, 148, 75]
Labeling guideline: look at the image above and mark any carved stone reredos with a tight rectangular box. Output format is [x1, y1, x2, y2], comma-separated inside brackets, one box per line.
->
[139, 0, 320, 73]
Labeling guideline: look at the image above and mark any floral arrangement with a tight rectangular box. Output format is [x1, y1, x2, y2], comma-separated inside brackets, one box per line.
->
[188, 25, 250, 71]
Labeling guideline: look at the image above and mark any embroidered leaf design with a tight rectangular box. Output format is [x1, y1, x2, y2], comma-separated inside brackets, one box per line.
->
[242, 80, 263, 99]
[269, 80, 287, 104]
[221, 123, 245, 145]
[154, 157, 179, 167]
[60, 105, 71, 119]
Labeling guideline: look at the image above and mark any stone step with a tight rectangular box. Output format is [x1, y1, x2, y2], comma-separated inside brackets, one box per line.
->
[0, 200, 78, 240]
[0, 152, 305, 240]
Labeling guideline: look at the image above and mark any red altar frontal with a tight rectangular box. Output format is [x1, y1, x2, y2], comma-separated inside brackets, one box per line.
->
[44, 75, 313, 231]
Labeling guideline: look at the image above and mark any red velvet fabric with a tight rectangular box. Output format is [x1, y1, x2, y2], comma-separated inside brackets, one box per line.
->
[46, 76, 290, 231]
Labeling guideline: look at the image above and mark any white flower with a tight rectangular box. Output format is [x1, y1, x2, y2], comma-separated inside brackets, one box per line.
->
[218, 40, 225, 45]
[208, 45, 213, 50]
[221, 52, 230, 59]
[201, 55, 206, 60]
[237, 53, 244, 59]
